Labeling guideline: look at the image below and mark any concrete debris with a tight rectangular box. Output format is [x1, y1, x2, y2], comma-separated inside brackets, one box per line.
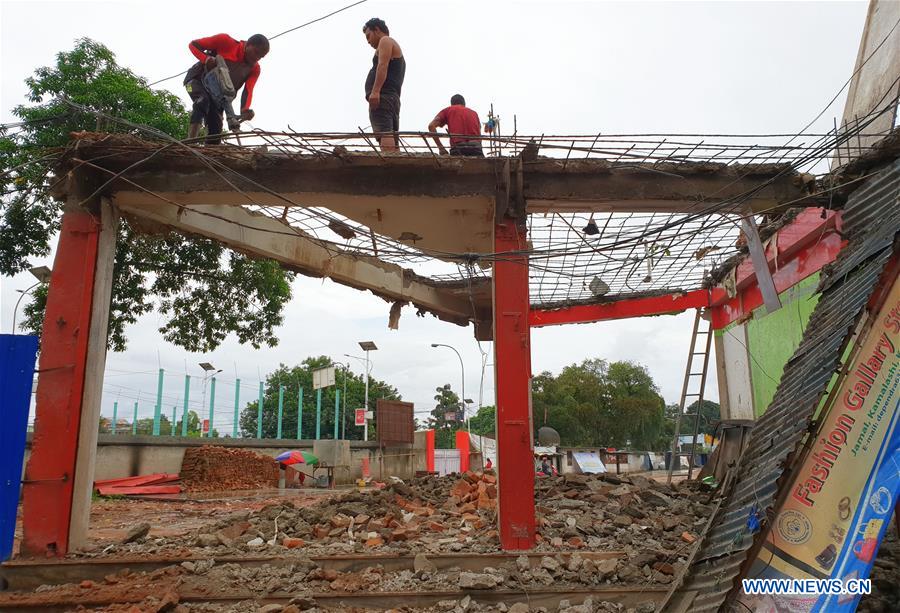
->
[458, 571, 501, 589]
[414, 552, 438, 574]
[88, 471, 711, 576]
[122, 522, 151, 543]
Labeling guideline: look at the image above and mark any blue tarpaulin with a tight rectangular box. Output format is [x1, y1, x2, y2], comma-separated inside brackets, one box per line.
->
[1, 334, 38, 561]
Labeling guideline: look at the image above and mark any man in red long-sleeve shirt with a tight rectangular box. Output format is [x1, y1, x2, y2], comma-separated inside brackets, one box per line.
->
[184, 33, 269, 143]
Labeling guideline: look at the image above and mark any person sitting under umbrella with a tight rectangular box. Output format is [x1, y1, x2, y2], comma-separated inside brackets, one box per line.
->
[276, 450, 319, 486]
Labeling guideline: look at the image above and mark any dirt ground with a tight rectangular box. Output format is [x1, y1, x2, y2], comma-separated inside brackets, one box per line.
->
[11, 488, 338, 557]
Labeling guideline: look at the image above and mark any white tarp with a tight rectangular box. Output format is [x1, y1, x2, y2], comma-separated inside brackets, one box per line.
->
[572, 451, 607, 473]
[469, 434, 497, 468]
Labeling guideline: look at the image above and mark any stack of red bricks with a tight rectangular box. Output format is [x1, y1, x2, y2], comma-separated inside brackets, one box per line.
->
[180, 446, 280, 492]
[447, 470, 498, 512]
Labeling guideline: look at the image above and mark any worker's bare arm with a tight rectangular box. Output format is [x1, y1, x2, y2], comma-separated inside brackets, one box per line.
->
[428, 116, 448, 154]
[368, 36, 395, 109]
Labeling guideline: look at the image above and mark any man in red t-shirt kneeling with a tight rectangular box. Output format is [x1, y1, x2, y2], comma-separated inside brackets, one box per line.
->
[428, 94, 484, 157]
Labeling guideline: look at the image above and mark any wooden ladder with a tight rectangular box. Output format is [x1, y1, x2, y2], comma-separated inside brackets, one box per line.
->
[667, 309, 713, 484]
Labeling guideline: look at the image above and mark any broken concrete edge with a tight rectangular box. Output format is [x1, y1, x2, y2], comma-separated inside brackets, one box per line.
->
[117, 207, 479, 330]
[57, 131, 818, 211]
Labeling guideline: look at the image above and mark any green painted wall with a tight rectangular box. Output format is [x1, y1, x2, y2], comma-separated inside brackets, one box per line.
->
[746, 273, 821, 417]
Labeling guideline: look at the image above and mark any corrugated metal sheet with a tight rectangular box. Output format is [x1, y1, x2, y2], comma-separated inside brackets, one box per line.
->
[675, 158, 900, 612]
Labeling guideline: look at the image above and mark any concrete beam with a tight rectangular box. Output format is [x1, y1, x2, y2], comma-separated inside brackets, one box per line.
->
[64, 136, 818, 217]
[115, 197, 478, 327]
[111, 190, 496, 259]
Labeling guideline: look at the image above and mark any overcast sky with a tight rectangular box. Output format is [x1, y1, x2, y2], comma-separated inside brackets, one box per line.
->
[1, 0, 869, 435]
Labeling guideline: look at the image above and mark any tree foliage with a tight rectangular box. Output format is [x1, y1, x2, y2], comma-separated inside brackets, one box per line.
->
[1, 38, 294, 351]
[425, 384, 464, 448]
[532, 359, 667, 450]
[656, 399, 722, 450]
[468, 405, 496, 436]
[239, 357, 402, 440]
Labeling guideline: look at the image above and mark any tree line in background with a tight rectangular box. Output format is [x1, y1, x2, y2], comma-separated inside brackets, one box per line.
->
[456, 359, 720, 452]
[98, 409, 214, 437]
[95, 357, 718, 449]
[238, 356, 400, 441]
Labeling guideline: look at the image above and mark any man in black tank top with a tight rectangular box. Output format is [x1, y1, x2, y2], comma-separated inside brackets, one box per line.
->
[363, 18, 405, 152]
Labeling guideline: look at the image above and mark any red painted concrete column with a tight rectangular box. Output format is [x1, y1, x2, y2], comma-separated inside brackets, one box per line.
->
[492, 219, 536, 550]
[426, 429, 435, 472]
[455, 430, 471, 473]
[21, 206, 100, 556]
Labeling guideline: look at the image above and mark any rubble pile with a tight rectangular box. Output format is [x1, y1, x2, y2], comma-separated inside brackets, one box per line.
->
[180, 446, 280, 492]
[173, 470, 713, 566]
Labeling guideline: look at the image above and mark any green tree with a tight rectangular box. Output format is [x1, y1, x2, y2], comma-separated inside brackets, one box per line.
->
[240, 357, 401, 440]
[656, 400, 721, 450]
[175, 409, 203, 438]
[468, 405, 496, 436]
[1, 38, 294, 352]
[531, 359, 666, 450]
[426, 384, 463, 448]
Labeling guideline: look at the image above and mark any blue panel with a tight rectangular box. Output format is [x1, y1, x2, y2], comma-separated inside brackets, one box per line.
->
[0, 334, 39, 561]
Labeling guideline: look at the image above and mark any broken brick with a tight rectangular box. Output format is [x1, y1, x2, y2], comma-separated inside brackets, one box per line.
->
[653, 562, 675, 575]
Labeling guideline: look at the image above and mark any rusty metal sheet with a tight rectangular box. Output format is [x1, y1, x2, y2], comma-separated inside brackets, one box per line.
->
[376, 399, 415, 446]
[674, 158, 900, 611]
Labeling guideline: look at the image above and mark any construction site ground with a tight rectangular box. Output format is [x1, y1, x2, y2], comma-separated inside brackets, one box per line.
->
[6, 467, 894, 613]
[2, 470, 712, 613]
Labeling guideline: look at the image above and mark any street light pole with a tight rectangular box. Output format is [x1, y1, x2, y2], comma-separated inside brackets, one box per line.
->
[198, 362, 221, 436]
[11, 282, 40, 333]
[10, 266, 53, 333]
[431, 343, 469, 434]
[349, 341, 378, 441]
[364, 352, 370, 441]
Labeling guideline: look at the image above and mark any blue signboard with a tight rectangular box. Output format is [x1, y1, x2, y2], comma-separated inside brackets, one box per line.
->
[0, 334, 39, 561]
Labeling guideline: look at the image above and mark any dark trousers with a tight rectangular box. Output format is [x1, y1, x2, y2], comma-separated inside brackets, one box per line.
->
[450, 142, 485, 157]
[185, 78, 223, 144]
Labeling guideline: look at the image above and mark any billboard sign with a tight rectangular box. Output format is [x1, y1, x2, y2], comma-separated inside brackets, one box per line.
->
[312, 366, 336, 390]
[355, 408, 366, 426]
[739, 278, 900, 611]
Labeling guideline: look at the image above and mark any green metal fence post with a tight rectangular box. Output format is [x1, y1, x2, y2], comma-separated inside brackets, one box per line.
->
[182, 375, 190, 436]
[277, 385, 284, 439]
[316, 388, 322, 440]
[171, 407, 177, 435]
[152, 368, 164, 435]
[112, 401, 118, 434]
[132, 402, 138, 435]
[208, 377, 217, 437]
[233, 379, 240, 438]
[257, 381, 264, 438]
[334, 389, 340, 439]
[297, 386, 303, 439]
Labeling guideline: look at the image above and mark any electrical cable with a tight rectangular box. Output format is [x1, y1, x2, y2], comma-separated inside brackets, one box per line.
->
[146, 0, 370, 87]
